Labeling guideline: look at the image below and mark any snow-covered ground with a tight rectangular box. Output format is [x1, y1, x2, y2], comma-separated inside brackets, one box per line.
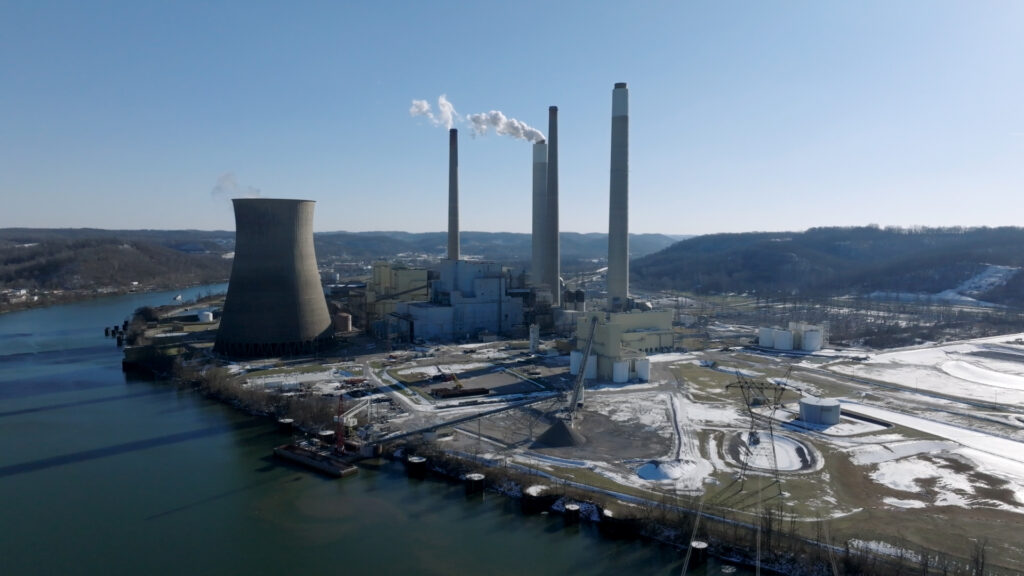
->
[829, 333, 1024, 405]
[839, 402, 1024, 512]
[396, 362, 493, 377]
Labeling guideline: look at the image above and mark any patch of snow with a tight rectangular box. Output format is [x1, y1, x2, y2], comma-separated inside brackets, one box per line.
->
[883, 497, 927, 509]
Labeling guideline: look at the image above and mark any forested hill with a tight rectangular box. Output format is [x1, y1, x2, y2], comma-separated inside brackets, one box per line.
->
[0, 229, 233, 292]
[313, 231, 678, 262]
[632, 226, 1024, 305]
[0, 228, 678, 294]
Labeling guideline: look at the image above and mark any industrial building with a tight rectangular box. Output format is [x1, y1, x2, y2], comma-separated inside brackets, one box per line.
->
[215, 198, 334, 357]
[392, 259, 526, 341]
[349, 262, 429, 337]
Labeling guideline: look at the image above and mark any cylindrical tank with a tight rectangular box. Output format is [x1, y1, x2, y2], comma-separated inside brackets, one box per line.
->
[405, 455, 427, 478]
[758, 327, 775, 348]
[215, 199, 334, 358]
[522, 485, 552, 514]
[635, 358, 651, 381]
[772, 329, 793, 351]
[334, 312, 353, 333]
[799, 397, 841, 425]
[802, 329, 823, 351]
[198, 311, 215, 323]
[563, 502, 581, 524]
[464, 472, 485, 495]
[612, 361, 629, 383]
[569, 350, 583, 375]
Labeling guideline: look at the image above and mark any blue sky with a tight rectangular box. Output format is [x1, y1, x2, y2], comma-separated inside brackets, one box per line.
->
[2, 1, 1022, 235]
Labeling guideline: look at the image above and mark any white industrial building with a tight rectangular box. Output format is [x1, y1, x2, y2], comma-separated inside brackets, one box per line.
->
[392, 259, 525, 341]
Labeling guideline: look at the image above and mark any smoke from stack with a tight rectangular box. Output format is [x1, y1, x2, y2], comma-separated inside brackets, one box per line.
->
[545, 106, 560, 306]
[607, 82, 629, 312]
[211, 172, 261, 199]
[467, 111, 545, 143]
[531, 140, 548, 283]
[448, 128, 460, 261]
[410, 95, 458, 129]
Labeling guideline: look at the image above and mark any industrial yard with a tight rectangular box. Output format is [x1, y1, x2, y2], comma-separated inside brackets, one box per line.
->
[167, 323, 1023, 571]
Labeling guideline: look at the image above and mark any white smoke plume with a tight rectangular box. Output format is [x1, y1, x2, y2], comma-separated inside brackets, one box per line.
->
[467, 110, 545, 143]
[409, 94, 458, 130]
[211, 172, 261, 199]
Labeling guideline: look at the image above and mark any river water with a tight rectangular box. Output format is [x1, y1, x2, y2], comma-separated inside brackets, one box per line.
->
[0, 287, 741, 575]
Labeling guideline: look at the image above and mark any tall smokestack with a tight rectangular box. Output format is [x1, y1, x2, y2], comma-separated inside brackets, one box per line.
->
[607, 82, 629, 312]
[448, 128, 460, 260]
[531, 139, 548, 284]
[545, 106, 560, 306]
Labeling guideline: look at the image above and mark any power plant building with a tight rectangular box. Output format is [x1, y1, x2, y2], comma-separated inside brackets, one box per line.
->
[392, 259, 525, 341]
[574, 310, 674, 381]
[215, 198, 334, 357]
[350, 262, 429, 337]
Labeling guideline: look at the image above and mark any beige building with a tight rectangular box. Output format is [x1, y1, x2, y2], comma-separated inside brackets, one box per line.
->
[351, 262, 429, 334]
[575, 309, 674, 381]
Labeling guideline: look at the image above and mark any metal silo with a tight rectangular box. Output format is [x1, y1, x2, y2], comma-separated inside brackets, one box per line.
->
[214, 198, 334, 357]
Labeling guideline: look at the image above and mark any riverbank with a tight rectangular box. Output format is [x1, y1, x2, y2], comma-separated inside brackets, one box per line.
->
[0, 282, 227, 316]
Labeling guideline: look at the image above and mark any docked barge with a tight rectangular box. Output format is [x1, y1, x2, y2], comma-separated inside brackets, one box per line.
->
[273, 440, 358, 478]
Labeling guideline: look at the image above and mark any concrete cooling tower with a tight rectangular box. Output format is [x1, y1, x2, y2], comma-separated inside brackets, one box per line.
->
[214, 198, 333, 357]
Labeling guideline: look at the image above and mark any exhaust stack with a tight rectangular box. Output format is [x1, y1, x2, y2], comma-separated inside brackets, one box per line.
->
[448, 128, 460, 261]
[545, 106, 560, 306]
[531, 139, 548, 284]
[607, 82, 629, 312]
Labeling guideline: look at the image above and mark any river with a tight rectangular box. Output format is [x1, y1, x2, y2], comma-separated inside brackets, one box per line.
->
[0, 286, 743, 575]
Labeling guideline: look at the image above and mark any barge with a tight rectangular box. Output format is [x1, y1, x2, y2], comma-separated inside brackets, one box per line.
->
[273, 440, 358, 478]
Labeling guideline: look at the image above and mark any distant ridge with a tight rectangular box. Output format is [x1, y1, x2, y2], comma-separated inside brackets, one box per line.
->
[632, 226, 1024, 306]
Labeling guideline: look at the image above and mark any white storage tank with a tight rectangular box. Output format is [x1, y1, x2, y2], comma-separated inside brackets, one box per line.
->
[635, 358, 651, 382]
[612, 361, 629, 383]
[799, 397, 841, 425]
[772, 329, 793, 351]
[198, 311, 215, 323]
[801, 329, 823, 351]
[758, 327, 775, 348]
[570, 350, 583, 375]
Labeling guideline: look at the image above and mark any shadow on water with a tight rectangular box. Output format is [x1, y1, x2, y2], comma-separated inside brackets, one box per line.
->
[145, 473, 288, 521]
[0, 419, 263, 479]
[0, 388, 175, 418]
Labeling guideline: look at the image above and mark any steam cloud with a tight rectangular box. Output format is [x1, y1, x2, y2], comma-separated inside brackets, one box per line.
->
[211, 172, 261, 199]
[410, 93, 544, 144]
[467, 110, 545, 143]
[409, 95, 458, 130]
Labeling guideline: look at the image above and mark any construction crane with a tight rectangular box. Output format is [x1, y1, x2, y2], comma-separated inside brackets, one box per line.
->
[567, 316, 598, 422]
